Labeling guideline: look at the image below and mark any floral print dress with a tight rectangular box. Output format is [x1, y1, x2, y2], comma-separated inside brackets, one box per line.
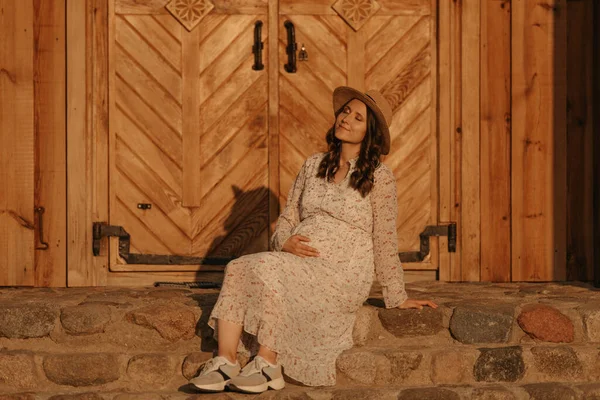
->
[208, 152, 408, 386]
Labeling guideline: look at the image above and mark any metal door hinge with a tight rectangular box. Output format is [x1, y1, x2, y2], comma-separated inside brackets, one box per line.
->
[398, 223, 457, 263]
[92, 222, 234, 265]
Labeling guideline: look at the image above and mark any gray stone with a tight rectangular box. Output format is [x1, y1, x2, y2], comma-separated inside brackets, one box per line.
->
[60, 304, 111, 335]
[473, 346, 524, 382]
[126, 354, 175, 388]
[125, 305, 196, 342]
[523, 383, 577, 400]
[47, 395, 104, 400]
[517, 304, 574, 343]
[0, 303, 57, 338]
[398, 388, 460, 400]
[378, 307, 443, 337]
[182, 352, 213, 380]
[43, 354, 120, 386]
[336, 351, 390, 384]
[385, 351, 423, 383]
[531, 346, 583, 380]
[0, 351, 37, 390]
[471, 387, 516, 400]
[449, 305, 513, 344]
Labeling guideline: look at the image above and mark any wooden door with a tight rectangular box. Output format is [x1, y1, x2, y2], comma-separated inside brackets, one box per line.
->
[278, 0, 438, 279]
[109, 0, 270, 272]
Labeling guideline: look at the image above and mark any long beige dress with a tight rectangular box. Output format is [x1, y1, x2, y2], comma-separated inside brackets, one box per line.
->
[208, 152, 408, 386]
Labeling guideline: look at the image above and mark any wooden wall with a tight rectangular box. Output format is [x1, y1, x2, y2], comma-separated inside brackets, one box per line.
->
[0, 0, 66, 287]
[440, 0, 596, 282]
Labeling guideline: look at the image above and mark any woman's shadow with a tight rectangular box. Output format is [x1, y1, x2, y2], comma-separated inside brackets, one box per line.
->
[193, 184, 279, 353]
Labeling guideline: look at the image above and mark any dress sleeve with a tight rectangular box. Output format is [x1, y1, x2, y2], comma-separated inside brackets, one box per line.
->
[270, 157, 310, 251]
[371, 166, 408, 308]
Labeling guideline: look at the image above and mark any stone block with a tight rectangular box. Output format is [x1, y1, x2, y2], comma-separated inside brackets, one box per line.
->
[112, 395, 165, 400]
[582, 309, 600, 342]
[398, 388, 460, 400]
[43, 354, 120, 386]
[126, 354, 176, 388]
[47, 395, 104, 400]
[449, 305, 513, 344]
[517, 304, 574, 343]
[60, 304, 111, 335]
[182, 352, 213, 380]
[378, 307, 443, 337]
[336, 351, 390, 384]
[331, 389, 397, 400]
[125, 305, 196, 342]
[0, 351, 37, 390]
[523, 383, 577, 400]
[0, 394, 36, 400]
[431, 350, 470, 385]
[470, 387, 516, 400]
[473, 346, 524, 382]
[0, 303, 57, 338]
[531, 346, 583, 381]
[352, 306, 379, 346]
[384, 350, 423, 384]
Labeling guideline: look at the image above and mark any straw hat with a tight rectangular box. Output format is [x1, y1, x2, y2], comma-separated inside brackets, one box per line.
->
[332, 86, 393, 155]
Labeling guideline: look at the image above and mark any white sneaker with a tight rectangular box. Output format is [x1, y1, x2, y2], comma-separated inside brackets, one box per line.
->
[189, 356, 241, 392]
[227, 355, 285, 394]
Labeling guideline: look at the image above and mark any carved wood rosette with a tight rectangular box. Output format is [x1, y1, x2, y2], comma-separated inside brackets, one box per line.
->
[166, 0, 214, 32]
[331, 0, 381, 31]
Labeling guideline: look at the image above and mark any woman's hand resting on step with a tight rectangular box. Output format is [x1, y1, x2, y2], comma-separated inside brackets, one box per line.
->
[398, 299, 438, 310]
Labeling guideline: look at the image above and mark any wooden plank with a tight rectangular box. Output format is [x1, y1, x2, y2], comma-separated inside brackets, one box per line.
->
[480, 0, 510, 282]
[594, 0, 600, 288]
[279, 0, 429, 16]
[460, 0, 480, 282]
[67, 0, 110, 286]
[182, 27, 202, 206]
[365, 16, 420, 74]
[115, 0, 169, 14]
[33, 0, 66, 287]
[268, 0, 280, 245]
[427, 0, 439, 277]
[378, 0, 431, 15]
[437, 0, 451, 282]
[279, 0, 336, 15]
[347, 26, 365, 90]
[512, 0, 567, 281]
[566, 0, 594, 281]
[449, 0, 462, 282]
[0, 0, 35, 286]
[117, 0, 267, 14]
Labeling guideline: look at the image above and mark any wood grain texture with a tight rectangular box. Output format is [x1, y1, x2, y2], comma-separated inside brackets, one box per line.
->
[594, 0, 600, 288]
[182, 28, 202, 206]
[0, 0, 35, 286]
[480, 0, 511, 282]
[33, 0, 66, 287]
[512, 0, 567, 281]
[566, 0, 594, 281]
[437, 0, 451, 281]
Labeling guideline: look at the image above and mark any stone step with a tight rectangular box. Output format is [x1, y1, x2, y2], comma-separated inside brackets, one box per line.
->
[1, 282, 599, 397]
[4, 382, 600, 400]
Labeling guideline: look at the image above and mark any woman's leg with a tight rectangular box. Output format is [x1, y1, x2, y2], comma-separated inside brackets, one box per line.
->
[257, 344, 278, 364]
[217, 319, 243, 363]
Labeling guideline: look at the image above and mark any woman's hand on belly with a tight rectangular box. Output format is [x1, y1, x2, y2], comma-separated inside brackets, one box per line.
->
[282, 235, 320, 258]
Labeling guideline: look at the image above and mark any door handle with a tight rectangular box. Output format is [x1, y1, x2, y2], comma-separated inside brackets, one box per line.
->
[252, 20, 264, 71]
[284, 20, 297, 73]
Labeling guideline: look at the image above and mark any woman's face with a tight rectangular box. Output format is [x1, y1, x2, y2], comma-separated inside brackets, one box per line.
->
[334, 99, 368, 146]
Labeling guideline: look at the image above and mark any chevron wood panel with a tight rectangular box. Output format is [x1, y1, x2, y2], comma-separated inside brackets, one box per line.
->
[110, 13, 269, 266]
[367, 16, 433, 253]
[278, 15, 345, 205]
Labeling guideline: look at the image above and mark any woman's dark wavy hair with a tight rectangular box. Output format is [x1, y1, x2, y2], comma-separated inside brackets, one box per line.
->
[316, 101, 384, 197]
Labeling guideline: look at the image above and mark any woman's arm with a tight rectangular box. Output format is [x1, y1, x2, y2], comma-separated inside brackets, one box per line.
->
[270, 157, 310, 251]
[371, 165, 408, 308]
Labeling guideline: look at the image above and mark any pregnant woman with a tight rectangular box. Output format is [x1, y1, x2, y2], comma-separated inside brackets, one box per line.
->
[190, 86, 437, 394]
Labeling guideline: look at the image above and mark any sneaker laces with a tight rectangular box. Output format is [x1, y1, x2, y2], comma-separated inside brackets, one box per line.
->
[240, 356, 271, 377]
[199, 357, 227, 375]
